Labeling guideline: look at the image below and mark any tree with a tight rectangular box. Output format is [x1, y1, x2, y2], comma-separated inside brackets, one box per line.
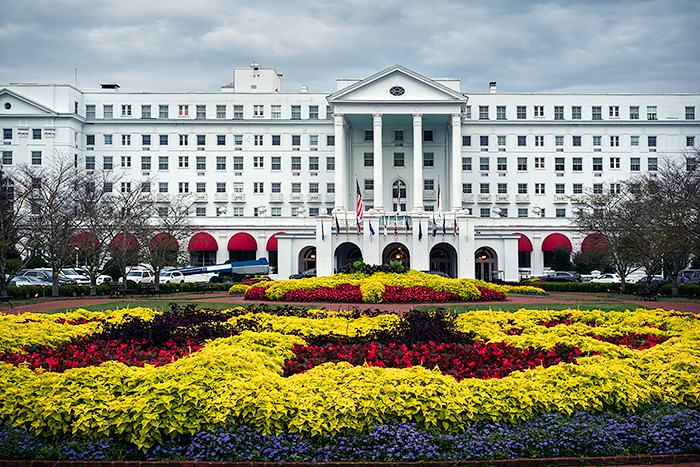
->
[551, 245, 573, 271]
[0, 166, 30, 296]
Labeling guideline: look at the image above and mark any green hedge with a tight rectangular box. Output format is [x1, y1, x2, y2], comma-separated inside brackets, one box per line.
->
[5, 283, 111, 299]
[526, 281, 700, 297]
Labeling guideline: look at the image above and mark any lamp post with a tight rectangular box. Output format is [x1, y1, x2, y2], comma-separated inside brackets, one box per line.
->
[74, 247, 79, 267]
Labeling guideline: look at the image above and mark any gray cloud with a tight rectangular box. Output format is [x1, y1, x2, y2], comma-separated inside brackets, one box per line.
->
[1, 0, 698, 93]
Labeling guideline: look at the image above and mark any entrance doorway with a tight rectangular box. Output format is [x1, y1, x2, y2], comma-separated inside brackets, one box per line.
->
[298, 246, 316, 273]
[382, 242, 410, 268]
[475, 247, 498, 281]
[335, 242, 362, 272]
[430, 244, 457, 278]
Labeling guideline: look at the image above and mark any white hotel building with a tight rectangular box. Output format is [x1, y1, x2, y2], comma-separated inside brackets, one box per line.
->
[1, 64, 698, 281]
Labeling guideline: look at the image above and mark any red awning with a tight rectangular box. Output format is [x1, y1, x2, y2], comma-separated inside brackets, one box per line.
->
[541, 233, 572, 251]
[581, 233, 608, 251]
[110, 232, 139, 251]
[227, 232, 257, 251]
[188, 232, 218, 251]
[149, 233, 179, 251]
[73, 232, 100, 250]
[515, 233, 533, 252]
[265, 232, 286, 251]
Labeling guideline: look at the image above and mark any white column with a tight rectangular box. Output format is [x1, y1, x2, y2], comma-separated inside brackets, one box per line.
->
[412, 114, 423, 211]
[334, 115, 346, 211]
[451, 114, 462, 211]
[373, 114, 384, 211]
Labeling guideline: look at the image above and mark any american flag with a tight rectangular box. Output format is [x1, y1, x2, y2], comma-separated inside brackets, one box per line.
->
[356, 179, 364, 220]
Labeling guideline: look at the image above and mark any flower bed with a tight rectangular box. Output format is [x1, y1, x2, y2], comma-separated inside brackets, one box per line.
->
[0, 305, 698, 457]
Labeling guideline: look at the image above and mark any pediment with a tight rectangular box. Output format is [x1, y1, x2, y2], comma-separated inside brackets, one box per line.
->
[0, 89, 58, 116]
[328, 65, 466, 104]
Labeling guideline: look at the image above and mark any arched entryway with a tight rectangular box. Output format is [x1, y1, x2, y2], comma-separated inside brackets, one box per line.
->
[298, 246, 317, 273]
[430, 243, 457, 278]
[266, 232, 285, 272]
[475, 247, 498, 281]
[515, 233, 533, 269]
[391, 178, 407, 212]
[335, 242, 362, 271]
[228, 232, 257, 262]
[542, 233, 572, 268]
[188, 232, 218, 266]
[382, 242, 410, 269]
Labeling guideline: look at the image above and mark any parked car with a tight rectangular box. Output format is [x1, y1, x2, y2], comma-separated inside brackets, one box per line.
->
[96, 275, 112, 285]
[636, 275, 667, 284]
[159, 270, 185, 284]
[289, 268, 316, 279]
[538, 271, 581, 282]
[60, 268, 90, 285]
[123, 269, 155, 284]
[18, 269, 77, 286]
[9, 276, 52, 287]
[592, 273, 622, 283]
[421, 270, 450, 278]
[678, 269, 700, 285]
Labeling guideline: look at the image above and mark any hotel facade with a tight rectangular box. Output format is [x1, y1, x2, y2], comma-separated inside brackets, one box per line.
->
[1, 64, 698, 281]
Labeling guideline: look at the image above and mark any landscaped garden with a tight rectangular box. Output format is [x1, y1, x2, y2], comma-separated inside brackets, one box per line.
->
[1, 298, 699, 462]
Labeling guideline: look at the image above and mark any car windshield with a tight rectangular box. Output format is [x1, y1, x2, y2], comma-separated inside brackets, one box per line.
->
[127, 272, 142, 277]
[62, 269, 78, 275]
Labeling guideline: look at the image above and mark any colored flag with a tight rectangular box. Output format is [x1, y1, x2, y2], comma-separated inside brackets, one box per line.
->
[356, 179, 364, 220]
[432, 213, 437, 237]
[321, 221, 325, 241]
[437, 180, 441, 215]
[396, 180, 402, 214]
[418, 221, 423, 242]
[383, 216, 387, 237]
[454, 217, 458, 235]
[369, 220, 375, 236]
[442, 216, 446, 235]
[357, 218, 361, 236]
[345, 214, 350, 234]
[335, 216, 340, 236]
[394, 215, 398, 236]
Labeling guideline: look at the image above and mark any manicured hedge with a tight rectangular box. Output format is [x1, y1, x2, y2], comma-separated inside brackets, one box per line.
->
[529, 281, 700, 297]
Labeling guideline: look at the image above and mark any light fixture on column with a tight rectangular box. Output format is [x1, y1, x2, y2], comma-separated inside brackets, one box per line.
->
[258, 205, 267, 217]
[492, 207, 502, 217]
[216, 206, 227, 216]
[532, 206, 541, 217]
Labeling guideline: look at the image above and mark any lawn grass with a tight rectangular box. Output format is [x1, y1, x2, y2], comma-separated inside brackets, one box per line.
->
[415, 302, 657, 314]
[40, 299, 314, 315]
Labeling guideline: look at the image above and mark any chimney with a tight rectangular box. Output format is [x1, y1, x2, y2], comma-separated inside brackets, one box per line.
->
[489, 81, 497, 93]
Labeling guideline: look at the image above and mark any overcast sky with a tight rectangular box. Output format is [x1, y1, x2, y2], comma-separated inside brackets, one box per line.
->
[1, 0, 698, 94]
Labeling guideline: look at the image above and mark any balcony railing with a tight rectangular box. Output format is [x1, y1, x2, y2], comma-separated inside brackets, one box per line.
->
[214, 193, 229, 202]
[290, 193, 304, 202]
[325, 193, 335, 203]
[516, 194, 530, 204]
[307, 193, 321, 202]
[269, 193, 283, 202]
[462, 193, 474, 203]
[423, 189, 437, 200]
[553, 195, 569, 204]
[194, 193, 208, 202]
[478, 194, 492, 203]
[496, 194, 509, 203]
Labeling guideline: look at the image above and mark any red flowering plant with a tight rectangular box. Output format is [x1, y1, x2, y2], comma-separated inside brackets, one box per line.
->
[382, 286, 461, 302]
[282, 284, 362, 302]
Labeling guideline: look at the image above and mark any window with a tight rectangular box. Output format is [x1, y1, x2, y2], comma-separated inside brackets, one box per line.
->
[31, 128, 41, 140]
[216, 156, 226, 170]
[265, 182, 279, 194]
[103, 155, 113, 170]
[160, 134, 168, 146]
[610, 183, 621, 194]
[496, 106, 506, 120]
[593, 136, 602, 147]
[630, 106, 639, 119]
[364, 130, 373, 142]
[121, 156, 131, 168]
[555, 135, 564, 147]
[137, 105, 150, 119]
[195, 156, 206, 170]
[424, 179, 434, 191]
[309, 156, 319, 171]
[462, 135, 471, 146]
[593, 157, 603, 171]
[572, 106, 581, 119]
[213, 105, 224, 119]
[517, 135, 527, 147]
[423, 152, 434, 167]
[517, 106, 526, 119]
[159, 156, 168, 170]
[141, 156, 151, 170]
[518, 208, 528, 218]
[309, 105, 319, 119]
[554, 106, 564, 120]
[553, 183, 564, 195]
[593, 184, 603, 194]
[463, 183, 472, 194]
[121, 182, 131, 193]
[326, 156, 335, 171]
[686, 106, 695, 120]
[271, 105, 281, 119]
[159, 182, 168, 193]
[647, 106, 657, 120]
[85, 156, 95, 170]
[291, 156, 301, 171]
[194, 105, 206, 119]
[233, 156, 243, 170]
[234, 135, 242, 146]
[609, 106, 619, 118]
[233, 182, 244, 193]
[610, 157, 620, 169]
[102, 182, 113, 193]
[291, 105, 301, 119]
[141, 182, 152, 194]
[534, 157, 545, 169]
[292, 135, 300, 146]
[687, 136, 695, 147]
[327, 135, 335, 146]
[573, 157, 583, 171]
[534, 105, 544, 117]
[556, 208, 566, 218]
[517, 157, 527, 171]
[309, 182, 319, 194]
[86, 134, 95, 146]
[631, 157, 641, 171]
[159, 105, 169, 119]
[572, 136, 581, 147]
[271, 156, 281, 171]
[480, 208, 490, 218]
[423, 130, 433, 142]
[480, 183, 489, 194]
[142, 134, 151, 146]
[327, 182, 335, 193]
[645, 157, 658, 171]
[394, 152, 405, 167]
[573, 184, 583, 194]
[592, 106, 602, 120]
[479, 157, 489, 171]
[497, 157, 507, 171]
[217, 135, 226, 146]
[517, 183, 528, 194]
[103, 105, 113, 118]
[179, 134, 188, 146]
[462, 157, 472, 171]
[271, 207, 281, 217]
[631, 136, 640, 147]
[687, 157, 698, 172]
[534, 183, 545, 194]
[86, 105, 96, 119]
[364, 179, 374, 191]
[291, 183, 301, 193]
[535, 135, 544, 147]
[309, 207, 319, 217]
[555, 157, 565, 171]
[253, 105, 264, 117]
[233, 105, 243, 119]
[254, 182, 264, 193]
[197, 134, 205, 146]
[268, 134, 280, 146]
[648, 136, 657, 148]
[178, 155, 189, 168]
[31, 151, 42, 165]
[178, 105, 189, 117]
[480, 135, 489, 147]
[254, 135, 263, 146]
[196, 182, 206, 193]
[610, 136, 619, 147]
[2, 129, 10, 140]
[497, 135, 506, 147]
[497, 183, 507, 194]
[196, 207, 206, 217]
[104, 134, 113, 145]
[479, 106, 489, 120]
[310, 135, 318, 146]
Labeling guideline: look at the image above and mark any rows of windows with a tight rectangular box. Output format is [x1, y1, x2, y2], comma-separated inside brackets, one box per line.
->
[97, 154, 336, 172]
[462, 181, 624, 196]
[461, 155, 663, 172]
[84, 133, 335, 148]
[139, 181, 336, 195]
[468, 105, 694, 121]
[86, 104, 333, 120]
[462, 134, 690, 149]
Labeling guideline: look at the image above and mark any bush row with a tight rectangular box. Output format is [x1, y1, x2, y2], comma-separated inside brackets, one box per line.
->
[528, 281, 700, 296]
